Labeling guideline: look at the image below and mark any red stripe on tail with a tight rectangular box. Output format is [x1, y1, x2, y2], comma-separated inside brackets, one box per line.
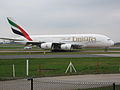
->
[16, 24, 32, 41]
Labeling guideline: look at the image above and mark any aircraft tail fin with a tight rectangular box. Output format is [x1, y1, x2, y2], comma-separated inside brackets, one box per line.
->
[7, 17, 32, 41]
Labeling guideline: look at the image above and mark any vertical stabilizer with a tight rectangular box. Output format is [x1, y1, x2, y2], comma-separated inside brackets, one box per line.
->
[7, 17, 32, 41]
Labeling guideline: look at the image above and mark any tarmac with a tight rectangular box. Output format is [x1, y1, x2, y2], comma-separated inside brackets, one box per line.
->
[0, 48, 119, 59]
[0, 53, 119, 59]
[0, 50, 120, 52]
[0, 54, 117, 59]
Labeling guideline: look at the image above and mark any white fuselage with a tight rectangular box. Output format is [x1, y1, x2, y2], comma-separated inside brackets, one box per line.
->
[6, 17, 114, 50]
[17, 34, 114, 48]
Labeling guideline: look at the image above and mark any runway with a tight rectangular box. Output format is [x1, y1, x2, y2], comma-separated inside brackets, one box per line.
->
[0, 49, 120, 59]
[0, 50, 120, 53]
[0, 54, 119, 59]
[0, 49, 120, 53]
[0, 74, 120, 90]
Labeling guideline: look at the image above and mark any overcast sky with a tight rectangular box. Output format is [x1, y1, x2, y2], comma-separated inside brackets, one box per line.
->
[0, 0, 120, 42]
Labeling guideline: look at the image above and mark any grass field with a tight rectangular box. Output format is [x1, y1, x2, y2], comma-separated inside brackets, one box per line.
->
[0, 57, 120, 79]
[0, 44, 120, 80]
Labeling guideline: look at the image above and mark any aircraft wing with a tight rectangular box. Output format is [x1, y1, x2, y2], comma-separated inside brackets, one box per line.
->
[0, 38, 24, 41]
[0, 37, 83, 50]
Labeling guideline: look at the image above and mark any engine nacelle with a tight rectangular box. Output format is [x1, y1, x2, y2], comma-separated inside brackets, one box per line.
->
[41, 43, 53, 49]
[61, 44, 72, 50]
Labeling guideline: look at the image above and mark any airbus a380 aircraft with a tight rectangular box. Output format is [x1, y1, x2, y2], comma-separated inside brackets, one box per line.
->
[1, 17, 114, 51]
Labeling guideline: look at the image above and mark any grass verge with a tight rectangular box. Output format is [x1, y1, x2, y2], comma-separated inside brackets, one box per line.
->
[0, 57, 120, 79]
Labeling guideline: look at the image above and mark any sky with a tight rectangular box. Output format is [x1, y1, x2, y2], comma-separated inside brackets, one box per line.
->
[0, 0, 120, 42]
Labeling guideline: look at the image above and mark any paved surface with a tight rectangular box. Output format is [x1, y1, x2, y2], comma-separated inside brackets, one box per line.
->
[95, 54, 120, 57]
[0, 54, 119, 59]
[0, 50, 120, 52]
[0, 54, 111, 59]
[0, 74, 120, 90]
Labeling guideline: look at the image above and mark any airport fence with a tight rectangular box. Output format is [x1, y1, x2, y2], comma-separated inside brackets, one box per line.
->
[0, 78, 120, 90]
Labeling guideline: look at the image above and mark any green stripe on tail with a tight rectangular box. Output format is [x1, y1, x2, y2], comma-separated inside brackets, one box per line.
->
[7, 18, 18, 28]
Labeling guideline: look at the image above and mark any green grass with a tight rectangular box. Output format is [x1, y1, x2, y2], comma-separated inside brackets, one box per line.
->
[0, 57, 120, 79]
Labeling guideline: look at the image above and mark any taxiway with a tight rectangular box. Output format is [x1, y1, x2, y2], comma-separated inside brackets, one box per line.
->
[0, 54, 119, 59]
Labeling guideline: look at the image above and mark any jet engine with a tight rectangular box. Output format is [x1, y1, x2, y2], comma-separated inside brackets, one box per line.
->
[40, 43, 53, 49]
[60, 44, 72, 50]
